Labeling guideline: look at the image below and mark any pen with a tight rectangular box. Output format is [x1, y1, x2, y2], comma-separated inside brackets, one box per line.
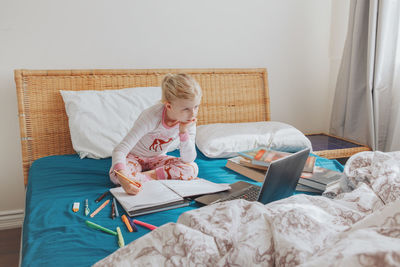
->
[113, 197, 119, 217]
[113, 170, 142, 188]
[85, 220, 117, 236]
[116, 227, 125, 247]
[95, 191, 109, 203]
[121, 215, 133, 232]
[111, 201, 116, 219]
[84, 199, 90, 216]
[90, 199, 110, 218]
[127, 216, 138, 232]
[133, 219, 157, 231]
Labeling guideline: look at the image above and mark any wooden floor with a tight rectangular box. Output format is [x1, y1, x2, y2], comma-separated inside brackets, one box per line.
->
[0, 228, 21, 267]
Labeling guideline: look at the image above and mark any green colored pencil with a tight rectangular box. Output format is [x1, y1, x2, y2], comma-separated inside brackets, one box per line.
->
[85, 220, 117, 236]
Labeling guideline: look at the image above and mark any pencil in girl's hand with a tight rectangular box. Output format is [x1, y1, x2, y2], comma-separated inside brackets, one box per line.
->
[113, 170, 142, 188]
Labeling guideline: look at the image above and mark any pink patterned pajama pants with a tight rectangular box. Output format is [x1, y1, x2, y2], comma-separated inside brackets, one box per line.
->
[110, 153, 199, 184]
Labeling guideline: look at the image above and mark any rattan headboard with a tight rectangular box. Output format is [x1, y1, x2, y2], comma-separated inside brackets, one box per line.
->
[15, 68, 270, 185]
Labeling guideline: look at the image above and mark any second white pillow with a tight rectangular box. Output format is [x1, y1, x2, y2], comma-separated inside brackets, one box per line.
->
[196, 121, 312, 158]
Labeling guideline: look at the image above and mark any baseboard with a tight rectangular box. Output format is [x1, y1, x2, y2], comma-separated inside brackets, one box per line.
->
[0, 209, 25, 230]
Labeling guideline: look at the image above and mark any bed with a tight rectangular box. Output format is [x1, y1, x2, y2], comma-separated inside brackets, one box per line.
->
[15, 68, 395, 267]
[15, 68, 278, 266]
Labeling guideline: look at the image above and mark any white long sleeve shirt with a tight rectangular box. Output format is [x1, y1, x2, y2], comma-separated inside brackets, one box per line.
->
[111, 103, 197, 170]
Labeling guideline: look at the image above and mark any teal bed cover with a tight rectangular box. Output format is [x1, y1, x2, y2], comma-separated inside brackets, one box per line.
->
[22, 149, 343, 267]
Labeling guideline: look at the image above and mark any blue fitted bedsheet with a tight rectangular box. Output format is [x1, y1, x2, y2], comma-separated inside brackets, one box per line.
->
[22, 149, 343, 267]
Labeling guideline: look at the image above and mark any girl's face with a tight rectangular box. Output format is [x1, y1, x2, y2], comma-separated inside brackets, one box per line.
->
[165, 97, 201, 122]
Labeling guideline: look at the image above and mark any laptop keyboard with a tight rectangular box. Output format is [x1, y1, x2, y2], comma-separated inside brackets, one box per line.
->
[220, 185, 261, 202]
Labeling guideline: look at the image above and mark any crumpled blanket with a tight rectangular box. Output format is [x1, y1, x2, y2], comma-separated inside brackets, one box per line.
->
[94, 151, 400, 267]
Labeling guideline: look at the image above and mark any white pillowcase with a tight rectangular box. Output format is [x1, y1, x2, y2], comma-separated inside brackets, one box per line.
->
[60, 87, 178, 159]
[196, 121, 312, 158]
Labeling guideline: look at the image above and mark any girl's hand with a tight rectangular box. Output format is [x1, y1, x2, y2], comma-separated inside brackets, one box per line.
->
[116, 169, 141, 195]
[179, 118, 197, 133]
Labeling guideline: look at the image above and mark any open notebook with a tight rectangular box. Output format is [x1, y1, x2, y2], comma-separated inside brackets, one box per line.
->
[110, 179, 230, 217]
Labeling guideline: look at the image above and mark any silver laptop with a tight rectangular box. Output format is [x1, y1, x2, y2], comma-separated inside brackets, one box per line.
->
[195, 148, 310, 205]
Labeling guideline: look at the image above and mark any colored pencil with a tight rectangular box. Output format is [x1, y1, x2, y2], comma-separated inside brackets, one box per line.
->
[113, 170, 142, 188]
[90, 199, 110, 218]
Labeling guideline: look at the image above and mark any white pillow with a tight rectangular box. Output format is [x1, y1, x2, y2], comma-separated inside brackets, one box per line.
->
[60, 87, 178, 159]
[196, 121, 312, 158]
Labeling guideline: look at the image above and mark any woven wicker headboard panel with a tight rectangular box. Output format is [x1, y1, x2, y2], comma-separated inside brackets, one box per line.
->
[14, 68, 270, 185]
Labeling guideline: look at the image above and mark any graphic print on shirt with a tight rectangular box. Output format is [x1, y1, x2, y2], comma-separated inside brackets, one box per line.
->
[149, 137, 173, 152]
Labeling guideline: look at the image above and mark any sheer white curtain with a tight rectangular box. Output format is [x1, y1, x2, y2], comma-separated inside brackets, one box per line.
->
[385, 31, 400, 151]
[330, 0, 400, 152]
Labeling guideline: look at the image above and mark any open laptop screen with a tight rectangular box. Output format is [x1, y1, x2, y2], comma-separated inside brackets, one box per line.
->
[257, 148, 310, 204]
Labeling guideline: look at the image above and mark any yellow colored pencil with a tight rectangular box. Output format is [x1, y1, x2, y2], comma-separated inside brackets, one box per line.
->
[90, 199, 110, 218]
[116, 227, 125, 247]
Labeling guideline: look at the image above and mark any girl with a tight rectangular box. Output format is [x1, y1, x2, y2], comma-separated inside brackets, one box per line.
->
[110, 73, 202, 195]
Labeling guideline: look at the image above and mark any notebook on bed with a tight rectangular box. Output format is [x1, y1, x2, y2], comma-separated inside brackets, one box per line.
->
[110, 178, 231, 217]
[195, 148, 310, 205]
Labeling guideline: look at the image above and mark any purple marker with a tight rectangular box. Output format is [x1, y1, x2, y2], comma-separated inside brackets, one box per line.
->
[127, 216, 138, 232]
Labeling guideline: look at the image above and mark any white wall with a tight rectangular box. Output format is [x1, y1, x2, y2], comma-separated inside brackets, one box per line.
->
[0, 0, 349, 221]
[328, 0, 350, 130]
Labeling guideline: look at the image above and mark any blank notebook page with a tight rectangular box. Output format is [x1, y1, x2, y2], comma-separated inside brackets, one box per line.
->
[161, 179, 231, 198]
[110, 181, 183, 210]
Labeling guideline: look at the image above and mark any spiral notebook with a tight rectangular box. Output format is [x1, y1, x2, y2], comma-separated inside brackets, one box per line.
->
[110, 179, 230, 217]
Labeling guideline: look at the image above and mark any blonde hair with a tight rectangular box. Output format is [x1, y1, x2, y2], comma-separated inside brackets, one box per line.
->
[161, 73, 202, 103]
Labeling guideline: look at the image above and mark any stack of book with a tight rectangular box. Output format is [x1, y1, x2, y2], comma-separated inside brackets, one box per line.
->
[225, 147, 344, 194]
